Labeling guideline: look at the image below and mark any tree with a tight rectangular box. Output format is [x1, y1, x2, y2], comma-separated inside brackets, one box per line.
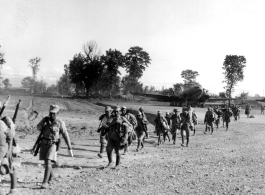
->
[29, 57, 41, 81]
[173, 83, 183, 94]
[239, 92, 249, 100]
[46, 84, 58, 95]
[68, 53, 103, 97]
[2, 78, 11, 90]
[219, 92, 227, 98]
[124, 46, 151, 81]
[0, 45, 5, 66]
[121, 75, 143, 94]
[181, 69, 201, 90]
[21, 76, 34, 88]
[82, 40, 101, 61]
[222, 55, 246, 98]
[254, 94, 260, 97]
[57, 65, 74, 95]
[100, 49, 124, 96]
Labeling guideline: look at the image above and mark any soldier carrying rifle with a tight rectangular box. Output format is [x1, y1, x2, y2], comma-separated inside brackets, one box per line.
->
[32, 105, 73, 189]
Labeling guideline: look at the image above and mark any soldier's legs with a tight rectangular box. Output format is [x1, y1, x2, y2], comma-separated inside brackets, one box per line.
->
[98, 134, 106, 158]
[106, 139, 115, 167]
[186, 128, 190, 147]
[123, 133, 130, 155]
[166, 132, 170, 142]
[226, 121, 229, 130]
[41, 159, 52, 189]
[114, 141, 121, 167]
[181, 127, 185, 146]
[136, 133, 145, 151]
[144, 124, 149, 138]
[210, 123, 214, 134]
[8, 167, 17, 195]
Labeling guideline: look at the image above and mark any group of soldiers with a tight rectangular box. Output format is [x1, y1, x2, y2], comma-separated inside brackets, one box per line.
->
[0, 100, 255, 194]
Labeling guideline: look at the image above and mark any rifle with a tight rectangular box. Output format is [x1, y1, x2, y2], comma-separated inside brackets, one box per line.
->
[11, 99, 21, 147]
[31, 119, 46, 156]
[0, 95, 10, 118]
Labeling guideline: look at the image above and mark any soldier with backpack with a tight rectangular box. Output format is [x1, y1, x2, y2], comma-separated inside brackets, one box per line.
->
[120, 106, 137, 155]
[204, 107, 215, 134]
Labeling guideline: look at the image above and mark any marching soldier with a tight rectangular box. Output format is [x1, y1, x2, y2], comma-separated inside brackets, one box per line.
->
[135, 111, 147, 151]
[180, 103, 194, 147]
[245, 103, 251, 118]
[223, 107, 233, 130]
[139, 107, 149, 138]
[170, 108, 181, 144]
[164, 112, 171, 142]
[154, 111, 169, 145]
[204, 107, 215, 134]
[97, 106, 113, 158]
[214, 106, 222, 129]
[0, 117, 17, 195]
[120, 106, 137, 155]
[192, 109, 198, 135]
[104, 107, 130, 168]
[36, 105, 73, 189]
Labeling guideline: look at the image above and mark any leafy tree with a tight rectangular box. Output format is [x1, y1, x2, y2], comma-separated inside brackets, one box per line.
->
[181, 69, 201, 90]
[254, 94, 260, 97]
[222, 55, 246, 98]
[46, 84, 58, 95]
[239, 91, 249, 100]
[57, 65, 75, 95]
[0, 45, 5, 66]
[2, 78, 12, 90]
[68, 53, 103, 97]
[29, 57, 41, 81]
[219, 92, 227, 98]
[100, 49, 124, 96]
[32, 80, 47, 94]
[21, 76, 34, 88]
[173, 83, 183, 94]
[121, 75, 143, 94]
[124, 46, 151, 81]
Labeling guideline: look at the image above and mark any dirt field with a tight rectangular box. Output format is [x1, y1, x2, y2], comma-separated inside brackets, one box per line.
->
[1, 95, 265, 195]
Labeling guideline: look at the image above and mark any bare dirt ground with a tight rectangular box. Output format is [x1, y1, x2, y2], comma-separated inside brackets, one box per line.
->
[1, 95, 265, 195]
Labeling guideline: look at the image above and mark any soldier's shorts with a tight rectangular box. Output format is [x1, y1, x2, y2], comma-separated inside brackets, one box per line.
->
[171, 125, 180, 134]
[39, 140, 57, 162]
[137, 131, 145, 141]
[106, 138, 121, 155]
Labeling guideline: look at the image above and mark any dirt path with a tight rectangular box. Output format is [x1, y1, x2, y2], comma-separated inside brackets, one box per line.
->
[1, 96, 265, 195]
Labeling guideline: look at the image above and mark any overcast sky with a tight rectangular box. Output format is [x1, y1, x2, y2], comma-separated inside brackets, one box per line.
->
[1, 0, 265, 96]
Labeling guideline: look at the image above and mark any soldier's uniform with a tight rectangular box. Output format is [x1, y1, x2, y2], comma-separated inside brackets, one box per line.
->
[121, 106, 136, 155]
[106, 111, 130, 168]
[97, 106, 113, 158]
[139, 107, 149, 138]
[180, 106, 194, 147]
[214, 108, 222, 129]
[154, 111, 169, 145]
[245, 104, 251, 118]
[223, 108, 233, 130]
[135, 112, 146, 151]
[0, 117, 17, 195]
[170, 109, 181, 144]
[36, 105, 72, 189]
[204, 107, 215, 134]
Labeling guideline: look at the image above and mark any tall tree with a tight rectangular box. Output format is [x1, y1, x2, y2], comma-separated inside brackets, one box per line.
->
[29, 57, 41, 81]
[121, 75, 143, 94]
[100, 49, 124, 96]
[21, 76, 34, 88]
[124, 46, 151, 81]
[2, 78, 12, 90]
[173, 83, 183, 94]
[222, 55, 246, 98]
[0, 45, 5, 66]
[181, 69, 200, 89]
[57, 65, 74, 95]
[219, 92, 227, 98]
[68, 53, 103, 97]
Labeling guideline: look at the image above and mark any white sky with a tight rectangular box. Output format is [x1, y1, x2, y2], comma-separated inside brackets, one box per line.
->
[0, 0, 265, 97]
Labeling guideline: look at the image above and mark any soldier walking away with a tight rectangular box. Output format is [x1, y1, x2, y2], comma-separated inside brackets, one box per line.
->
[154, 111, 169, 145]
[0, 117, 17, 195]
[120, 106, 136, 155]
[135, 111, 147, 151]
[35, 105, 73, 189]
[97, 106, 113, 158]
[261, 104, 264, 114]
[192, 110, 198, 136]
[245, 103, 251, 118]
[104, 107, 130, 169]
[180, 103, 194, 147]
[139, 107, 149, 138]
[214, 106, 222, 129]
[164, 112, 171, 142]
[223, 108, 233, 130]
[170, 108, 181, 144]
[204, 107, 215, 134]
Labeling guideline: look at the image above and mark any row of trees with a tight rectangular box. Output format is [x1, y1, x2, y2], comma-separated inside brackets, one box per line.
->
[58, 41, 151, 97]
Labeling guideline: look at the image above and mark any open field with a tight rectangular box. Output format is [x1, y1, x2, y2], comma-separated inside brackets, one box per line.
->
[1, 95, 265, 195]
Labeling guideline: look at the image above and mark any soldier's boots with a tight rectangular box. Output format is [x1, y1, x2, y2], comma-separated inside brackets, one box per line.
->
[106, 153, 114, 168]
[7, 189, 18, 195]
[98, 145, 104, 158]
